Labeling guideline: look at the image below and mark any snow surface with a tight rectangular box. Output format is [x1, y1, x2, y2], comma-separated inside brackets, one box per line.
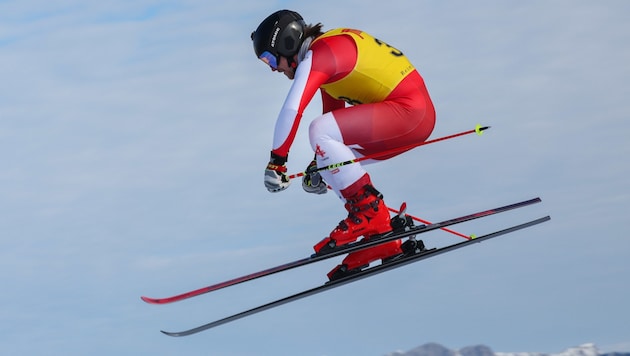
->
[388, 342, 603, 356]
[497, 343, 599, 356]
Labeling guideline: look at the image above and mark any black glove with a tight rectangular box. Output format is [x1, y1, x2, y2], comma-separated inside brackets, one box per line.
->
[302, 159, 327, 195]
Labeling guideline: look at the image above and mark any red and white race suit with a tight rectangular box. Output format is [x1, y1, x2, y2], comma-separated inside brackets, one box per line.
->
[271, 28, 436, 197]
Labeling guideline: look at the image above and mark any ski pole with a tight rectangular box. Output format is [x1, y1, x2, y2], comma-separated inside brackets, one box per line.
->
[387, 205, 475, 240]
[288, 124, 489, 180]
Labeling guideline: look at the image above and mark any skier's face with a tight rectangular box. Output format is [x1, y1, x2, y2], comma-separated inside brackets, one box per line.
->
[272, 56, 295, 80]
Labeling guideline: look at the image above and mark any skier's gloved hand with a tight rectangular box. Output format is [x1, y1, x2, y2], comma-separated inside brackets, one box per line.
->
[302, 160, 327, 195]
[264, 152, 290, 193]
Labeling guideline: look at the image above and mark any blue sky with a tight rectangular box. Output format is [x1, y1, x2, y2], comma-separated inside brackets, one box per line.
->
[1, 1, 629, 355]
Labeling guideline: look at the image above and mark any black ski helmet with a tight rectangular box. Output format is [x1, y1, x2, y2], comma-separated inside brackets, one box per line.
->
[251, 10, 306, 68]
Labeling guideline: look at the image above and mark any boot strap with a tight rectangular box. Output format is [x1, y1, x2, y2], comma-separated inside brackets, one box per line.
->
[346, 185, 383, 204]
[346, 185, 383, 213]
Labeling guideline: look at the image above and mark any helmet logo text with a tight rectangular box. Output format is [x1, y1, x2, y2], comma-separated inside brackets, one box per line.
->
[270, 27, 280, 48]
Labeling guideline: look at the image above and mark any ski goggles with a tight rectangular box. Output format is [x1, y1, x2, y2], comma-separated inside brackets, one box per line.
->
[258, 51, 278, 69]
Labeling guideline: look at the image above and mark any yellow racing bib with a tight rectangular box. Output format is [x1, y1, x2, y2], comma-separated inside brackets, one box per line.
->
[313, 28, 415, 105]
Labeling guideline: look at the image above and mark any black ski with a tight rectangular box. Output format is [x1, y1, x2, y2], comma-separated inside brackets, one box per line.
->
[161, 215, 550, 336]
[142, 198, 542, 304]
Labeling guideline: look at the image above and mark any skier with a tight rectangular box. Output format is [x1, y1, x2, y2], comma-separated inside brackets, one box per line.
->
[251, 10, 436, 280]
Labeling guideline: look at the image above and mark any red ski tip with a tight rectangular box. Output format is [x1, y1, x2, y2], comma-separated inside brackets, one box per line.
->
[141, 296, 163, 304]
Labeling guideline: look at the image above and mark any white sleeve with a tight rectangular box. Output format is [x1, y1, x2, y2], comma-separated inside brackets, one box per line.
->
[272, 51, 315, 155]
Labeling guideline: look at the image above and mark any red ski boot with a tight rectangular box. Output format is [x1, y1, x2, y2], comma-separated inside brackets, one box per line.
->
[311, 176, 405, 281]
[325, 201, 423, 281]
[313, 182, 392, 254]
[327, 239, 402, 281]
